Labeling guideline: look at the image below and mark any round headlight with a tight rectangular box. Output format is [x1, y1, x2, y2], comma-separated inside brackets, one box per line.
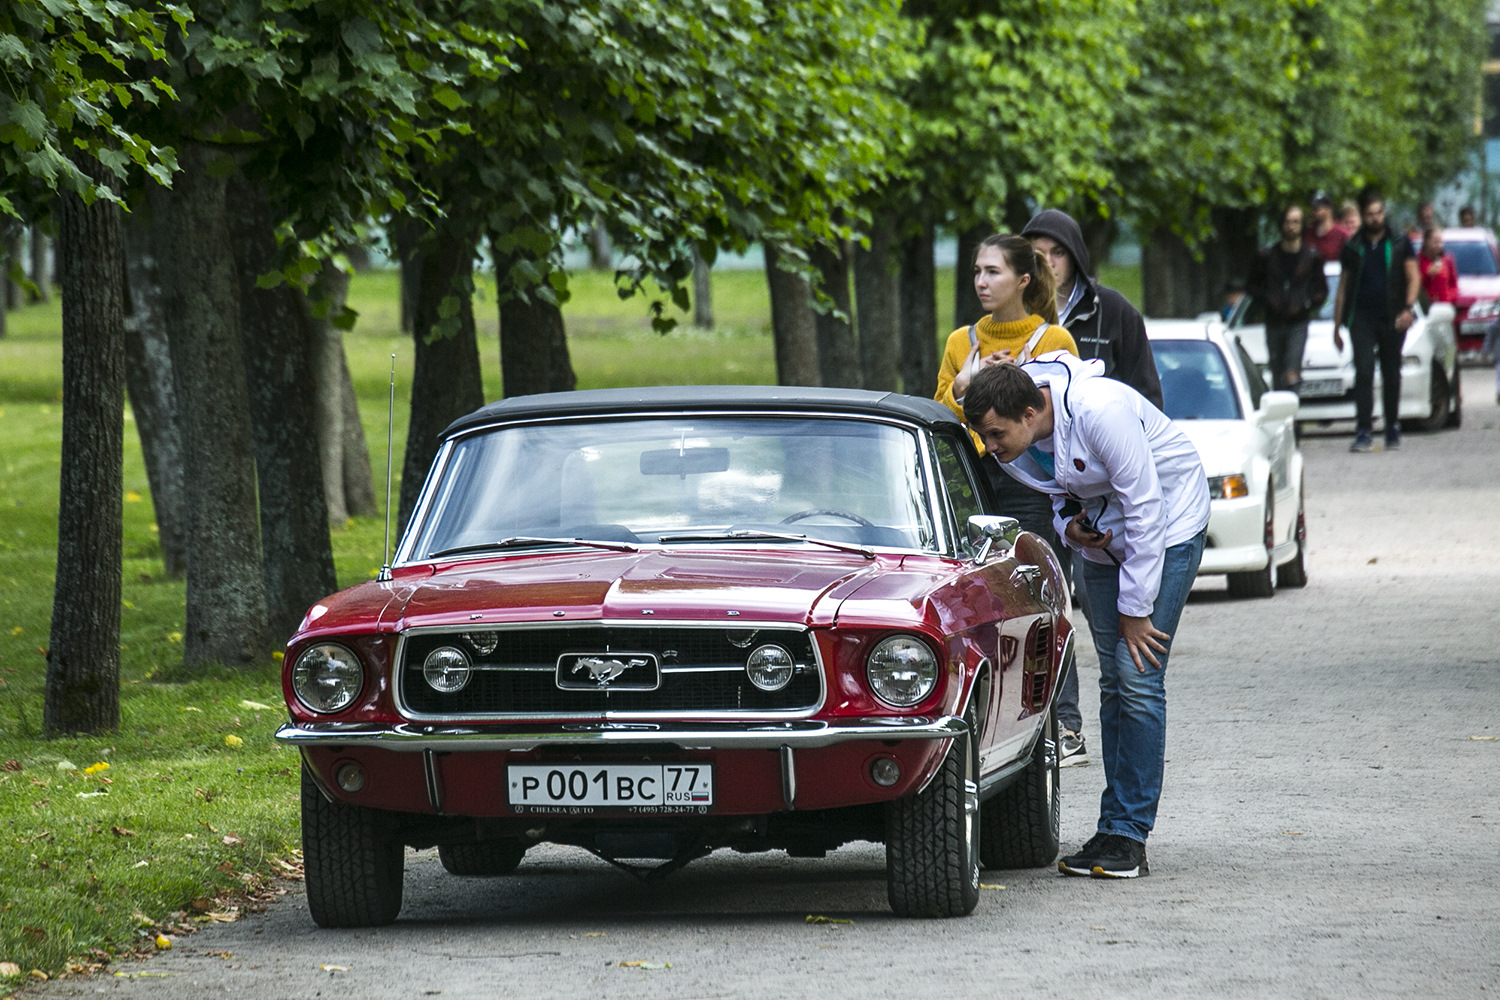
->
[291, 643, 364, 714]
[866, 635, 939, 707]
[745, 644, 795, 692]
[424, 646, 472, 693]
[463, 631, 499, 656]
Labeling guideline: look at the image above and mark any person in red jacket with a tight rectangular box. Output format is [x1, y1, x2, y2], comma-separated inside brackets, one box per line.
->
[1416, 228, 1459, 305]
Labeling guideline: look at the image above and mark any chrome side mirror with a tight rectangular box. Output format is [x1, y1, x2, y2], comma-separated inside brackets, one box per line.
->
[967, 515, 1021, 566]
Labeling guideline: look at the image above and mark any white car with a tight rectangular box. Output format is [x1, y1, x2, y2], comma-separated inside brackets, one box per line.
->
[1229, 262, 1461, 431]
[1147, 320, 1306, 597]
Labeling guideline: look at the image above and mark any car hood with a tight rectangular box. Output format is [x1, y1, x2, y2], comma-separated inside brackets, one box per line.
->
[382, 547, 910, 630]
[1169, 420, 1255, 478]
[1457, 275, 1500, 302]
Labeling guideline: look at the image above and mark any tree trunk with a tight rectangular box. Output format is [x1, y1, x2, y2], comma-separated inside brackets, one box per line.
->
[1141, 209, 1258, 319]
[397, 231, 485, 535]
[44, 158, 126, 735]
[953, 223, 987, 328]
[763, 244, 820, 386]
[153, 144, 268, 668]
[898, 222, 938, 398]
[228, 174, 337, 648]
[494, 239, 576, 399]
[339, 347, 378, 517]
[854, 219, 900, 392]
[343, 244, 371, 273]
[586, 221, 611, 270]
[5, 228, 21, 309]
[692, 248, 713, 329]
[812, 239, 860, 388]
[30, 225, 49, 303]
[310, 260, 352, 525]
[122, 205, 187, 577]
[396, 220, 422, 335]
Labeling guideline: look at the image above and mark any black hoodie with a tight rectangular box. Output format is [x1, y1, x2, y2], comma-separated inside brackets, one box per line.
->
[1021, 209, 1164, 410]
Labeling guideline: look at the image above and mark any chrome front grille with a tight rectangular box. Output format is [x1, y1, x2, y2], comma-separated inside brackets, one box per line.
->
[396, 623, 822, 719]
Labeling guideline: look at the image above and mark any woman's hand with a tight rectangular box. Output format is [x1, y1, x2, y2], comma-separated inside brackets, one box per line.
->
[951, 348, 1013, 398]
[1119, 613, 1170, 671]
[1064, 512, 1113, 549]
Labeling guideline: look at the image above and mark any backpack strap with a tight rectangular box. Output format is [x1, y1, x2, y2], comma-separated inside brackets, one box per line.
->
[1018, 324, 1049, 363]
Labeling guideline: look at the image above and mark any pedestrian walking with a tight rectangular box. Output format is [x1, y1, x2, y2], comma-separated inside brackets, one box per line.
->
[1022, 208, 1164, 769]
[1304, 191, 1350, 263]
[962, 355, 1209, 878]
[1416, 228, 1459, 305]
[1333, 187, 1421, 452]
[1247, 203, 1328, 389]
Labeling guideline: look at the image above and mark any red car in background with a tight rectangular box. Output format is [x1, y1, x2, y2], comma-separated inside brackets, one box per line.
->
[276, 386, 1073, 927]
[1440, 226, 1500, 357]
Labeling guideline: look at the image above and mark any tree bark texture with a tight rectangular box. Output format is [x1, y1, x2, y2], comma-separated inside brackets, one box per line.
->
[1141, 209, 1257, 319]
[692, 248, 713, 329]
[396, 220, 422, 335]
[227, 174, 337, 648]
[122, 207, 187, 577]
[397, 233, 485, 536]
[338, 346, 378, 517]
[30, 225, 50, 303]
[812, 239, 860, 388]
[5, 228, 22, 309]
[310, 260, 353, 524]
[854, 219, 900, 392]
[898, 223, 939, 398]
[953, 223, 987, 329]
[45, 161, 126, 735]
[153, 145, 269, 668]
[764, 244, 820, 387]
[495, 240, 576, 399]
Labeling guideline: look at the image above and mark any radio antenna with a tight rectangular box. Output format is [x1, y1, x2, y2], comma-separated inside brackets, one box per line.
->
[377, 353, 396, 583]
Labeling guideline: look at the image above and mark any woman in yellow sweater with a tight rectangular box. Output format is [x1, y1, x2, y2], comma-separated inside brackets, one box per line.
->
[936, 233, 1079, 429]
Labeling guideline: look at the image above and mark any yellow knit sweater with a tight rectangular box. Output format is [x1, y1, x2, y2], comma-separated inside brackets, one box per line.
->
[935, 315, 1079, 447]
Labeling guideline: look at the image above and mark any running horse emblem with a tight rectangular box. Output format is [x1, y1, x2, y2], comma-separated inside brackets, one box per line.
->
[572, 656, 649, 687]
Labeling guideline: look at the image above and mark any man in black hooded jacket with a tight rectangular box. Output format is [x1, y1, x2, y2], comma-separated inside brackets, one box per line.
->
[1020, 208, 1163, 770]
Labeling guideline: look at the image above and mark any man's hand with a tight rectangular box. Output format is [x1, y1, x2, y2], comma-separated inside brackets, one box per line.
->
[1120, 614, 1170, 671]
[1064, 512, 1113, 550]
[952, 348, 1013, 398]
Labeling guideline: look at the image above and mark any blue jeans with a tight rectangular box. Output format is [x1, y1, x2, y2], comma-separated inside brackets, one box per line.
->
[1078, 530, 1206, 844]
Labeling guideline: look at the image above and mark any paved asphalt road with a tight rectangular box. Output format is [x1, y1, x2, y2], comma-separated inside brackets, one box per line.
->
[24, 370, 1500, 1000]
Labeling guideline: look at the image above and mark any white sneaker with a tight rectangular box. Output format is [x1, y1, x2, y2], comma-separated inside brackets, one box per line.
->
[1059, 730, 1089, 767]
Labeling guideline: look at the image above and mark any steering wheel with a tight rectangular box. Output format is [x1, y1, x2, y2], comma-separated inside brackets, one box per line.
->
[779, 508, 874, 527]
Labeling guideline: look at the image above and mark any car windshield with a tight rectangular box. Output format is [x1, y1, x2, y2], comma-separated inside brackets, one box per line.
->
[1152, 340, 1243, 420]
[1447, 240, 1498, 276]
[407, 416, 938, 558]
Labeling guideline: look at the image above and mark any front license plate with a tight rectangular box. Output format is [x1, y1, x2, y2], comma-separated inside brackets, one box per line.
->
[507, 763, 714, 814]
[1298, 378, 1345, 399]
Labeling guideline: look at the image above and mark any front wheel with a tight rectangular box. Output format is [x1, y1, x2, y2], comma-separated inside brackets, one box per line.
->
[979, 702, 1060, 869]
[1278, 482, 1308, 589]
[1446, 364, 1463, 428]
[885, 726, 980, 918]
[301, 765, 404, 928]
[1416, 362, 1451, 431]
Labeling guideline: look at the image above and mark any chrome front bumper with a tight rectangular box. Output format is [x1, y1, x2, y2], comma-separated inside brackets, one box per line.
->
[274, 715, 966, 753]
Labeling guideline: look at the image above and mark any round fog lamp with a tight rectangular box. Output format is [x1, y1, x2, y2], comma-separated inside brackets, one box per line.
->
[745, 644, 795, 692]
[335, 763, 366, 793]
[290, 643, 364, 714]
[866, 635, 939, 707]
[424, 646, 472, 693]
[463, 630, 499, 656]
[870, 757, 902, 787]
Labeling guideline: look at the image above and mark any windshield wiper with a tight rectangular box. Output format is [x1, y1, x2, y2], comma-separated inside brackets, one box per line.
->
[658, 529, 874, 559]
[429, 536, 639, 558]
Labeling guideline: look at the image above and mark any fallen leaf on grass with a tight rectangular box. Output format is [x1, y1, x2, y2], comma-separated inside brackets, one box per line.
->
[239, 700, 274, 711]
[804, 915, 852, 925]
[77, 790, 108, 798]
[190, 898, 214, 912]
[272, 651, 284, 662]
[154, 935, 172, 950]
[194, 912, 237, 923]
[319, 964, 349, 972]
[979, 883, 1006, 890]
[112, 826, 136, 837]
[224, 735, 243, 748]
[2, 759, 20, 772]
[180, 706, 199, 712]
[55, 760, 77, 772]
[28, 969, 47, 981]
[83, 762, 109, 774]
[21, 927, 46, 942]
[222, 833, 242, 846]
[618, 961, 670, 969]
[0, 961, 19, 976]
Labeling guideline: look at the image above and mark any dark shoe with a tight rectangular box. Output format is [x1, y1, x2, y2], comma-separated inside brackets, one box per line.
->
[1384, 428, 1400, 451]
[1350, 430, 1374, 453]
[1089, 834, 1149, 879]
[1058, 832, 1110, 877]
[1059, 730, 1089, 768]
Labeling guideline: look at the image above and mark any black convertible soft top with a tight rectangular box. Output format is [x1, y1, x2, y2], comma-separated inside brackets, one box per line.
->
[441, 385, 963, 440]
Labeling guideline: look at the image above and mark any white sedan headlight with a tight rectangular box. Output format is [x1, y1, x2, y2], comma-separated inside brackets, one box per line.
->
[291, 643, 364, 713]
[866, 635, 939, 707]
[1467, 299, 1499, 321]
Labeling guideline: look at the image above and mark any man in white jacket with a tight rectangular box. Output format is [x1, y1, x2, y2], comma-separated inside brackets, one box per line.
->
[963, 353, 1210, 878]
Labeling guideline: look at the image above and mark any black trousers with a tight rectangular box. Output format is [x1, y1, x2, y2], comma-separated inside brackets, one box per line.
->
[1350, 313, 1402, 433]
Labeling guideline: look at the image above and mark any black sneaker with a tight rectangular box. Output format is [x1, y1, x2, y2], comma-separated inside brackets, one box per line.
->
[1058, 832, 1110, 877]
[1350, 430, 1374, 453]
[1089, 834, 1149, 878]
[1384, 428, 1401, 451]
[1059, 730, 1089, 768]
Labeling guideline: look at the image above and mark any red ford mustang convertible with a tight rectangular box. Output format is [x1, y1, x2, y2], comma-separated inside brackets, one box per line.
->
[276, 386, 1074, 926]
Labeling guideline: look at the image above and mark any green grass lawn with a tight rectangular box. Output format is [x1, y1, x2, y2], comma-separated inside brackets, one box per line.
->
[0, 254, 1142, 984]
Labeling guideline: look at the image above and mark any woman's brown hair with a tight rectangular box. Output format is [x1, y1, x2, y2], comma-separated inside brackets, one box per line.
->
[973, 233, 1059, 324]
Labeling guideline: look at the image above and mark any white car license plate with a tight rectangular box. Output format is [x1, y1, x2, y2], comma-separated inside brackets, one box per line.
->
[1298, 378, 1344, 399]
[507, 763, 713, 813]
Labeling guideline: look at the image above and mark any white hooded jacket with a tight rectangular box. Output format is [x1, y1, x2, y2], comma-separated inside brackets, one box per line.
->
[998, 351, 1210, 618]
